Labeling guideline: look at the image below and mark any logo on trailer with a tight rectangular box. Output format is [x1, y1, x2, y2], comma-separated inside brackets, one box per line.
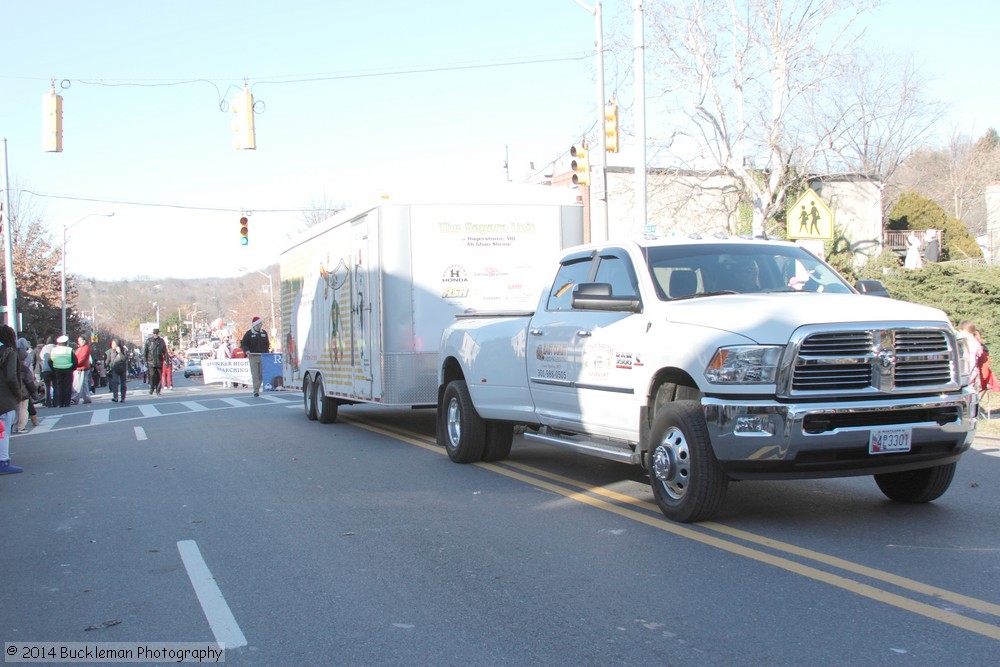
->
[442, 265, 468, 282]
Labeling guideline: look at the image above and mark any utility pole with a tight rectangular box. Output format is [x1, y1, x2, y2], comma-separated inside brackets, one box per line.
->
[2, 139, 17, 329]
[634, 0, 648, 235]
[575, 0, 609, 241]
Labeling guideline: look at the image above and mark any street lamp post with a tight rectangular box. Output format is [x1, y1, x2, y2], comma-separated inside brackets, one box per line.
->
[62, 212, 114, 336]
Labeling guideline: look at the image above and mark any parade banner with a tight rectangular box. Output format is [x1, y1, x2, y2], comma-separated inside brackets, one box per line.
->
[202, 353, 283, 390]
[202, 358, 251, 386]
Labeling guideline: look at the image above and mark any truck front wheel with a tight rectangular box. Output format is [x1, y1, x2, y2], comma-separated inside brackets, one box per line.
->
[649, 401, 727, 523]
[441, 380, 486, 463]
[874, 462, 956, 503]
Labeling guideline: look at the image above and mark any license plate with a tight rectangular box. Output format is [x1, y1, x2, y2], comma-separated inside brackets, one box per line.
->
[869, 427, 912, 454]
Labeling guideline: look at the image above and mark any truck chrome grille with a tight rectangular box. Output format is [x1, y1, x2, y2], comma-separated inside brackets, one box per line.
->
[789, 328, 955, 395]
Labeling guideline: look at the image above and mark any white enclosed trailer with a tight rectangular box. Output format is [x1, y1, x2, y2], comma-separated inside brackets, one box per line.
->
[280, 186, 584, 422]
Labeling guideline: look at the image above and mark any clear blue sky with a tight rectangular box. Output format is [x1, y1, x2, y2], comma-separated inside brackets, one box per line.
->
[1, 1, 995, 281]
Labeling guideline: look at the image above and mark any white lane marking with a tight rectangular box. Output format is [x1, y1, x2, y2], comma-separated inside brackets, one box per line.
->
[135, 427, 147, 441]
[258, 394, 286, 404]
[30, 395, 299, 434]
[139, 405, 160, 418]
[177, 540, 248, 649]
[182, 401, 210, 412]
[31, 416, 56, 434]
[91, 409, 110, 425]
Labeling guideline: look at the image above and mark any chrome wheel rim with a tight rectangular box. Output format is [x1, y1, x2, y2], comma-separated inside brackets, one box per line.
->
[446, 397, 461, 449]
[652, 426, 691, 500]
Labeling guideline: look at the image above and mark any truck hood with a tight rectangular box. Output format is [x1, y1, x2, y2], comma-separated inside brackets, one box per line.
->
[665, 293, 949, 344]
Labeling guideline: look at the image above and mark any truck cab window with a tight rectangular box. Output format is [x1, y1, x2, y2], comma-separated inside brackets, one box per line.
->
[593, 254, 638, 297]
[546, 259, 593, 311]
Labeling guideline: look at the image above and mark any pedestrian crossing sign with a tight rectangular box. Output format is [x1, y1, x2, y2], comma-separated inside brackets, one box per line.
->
[786, 188, 834, 240]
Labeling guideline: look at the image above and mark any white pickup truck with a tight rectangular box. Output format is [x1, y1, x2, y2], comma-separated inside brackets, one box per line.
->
[437, 236, 979, 522]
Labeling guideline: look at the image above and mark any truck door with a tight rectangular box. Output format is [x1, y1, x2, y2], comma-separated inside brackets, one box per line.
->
[525, 252, 595, 429]
[572, 250, 648, 441]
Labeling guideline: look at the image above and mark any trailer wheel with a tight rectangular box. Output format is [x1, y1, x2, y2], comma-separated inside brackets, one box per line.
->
[314, 375, 338, 424]
[874, 462, 956, 503]
[649, 401, 727, 523]
[303, 375, 317, 421]
[441, 380, 485, 463]
[318, 397, 339, 423]
[481, 422, 514, 462]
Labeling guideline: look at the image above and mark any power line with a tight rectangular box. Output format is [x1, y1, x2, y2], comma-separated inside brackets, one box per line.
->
[20, 189, 320, 214]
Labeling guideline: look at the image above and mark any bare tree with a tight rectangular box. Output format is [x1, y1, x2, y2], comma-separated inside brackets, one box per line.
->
[815, 49, 946, 183]
[893, 129, 1000, 237]
[297, 196, 345, 234]
[643, 0, 874, 236]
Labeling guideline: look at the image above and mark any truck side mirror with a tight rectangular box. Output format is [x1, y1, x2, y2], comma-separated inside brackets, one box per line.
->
[854, 279, 890, 297]
[571, 282, 641, 312]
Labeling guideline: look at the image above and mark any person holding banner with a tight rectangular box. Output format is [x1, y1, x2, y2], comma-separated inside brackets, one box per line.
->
[240, 316, 271, 397]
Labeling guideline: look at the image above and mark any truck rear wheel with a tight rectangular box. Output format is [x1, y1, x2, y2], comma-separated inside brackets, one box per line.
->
[441, 380, 485, 463]
[874, 462, 956, 503]
[314, 375, 338, 424]
[481, 422, 514, 462]
[649, 401, 727, 522]
[303, 375, 317, 421]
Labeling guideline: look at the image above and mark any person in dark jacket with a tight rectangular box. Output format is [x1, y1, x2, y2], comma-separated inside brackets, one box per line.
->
[0, 325, 24, 474]
[13, 338, 38, 433]
[240, 316, 271, 397]
[48, 335, 78, 408]
[105, 339, 129, 402]
[143, 329, 168, 396]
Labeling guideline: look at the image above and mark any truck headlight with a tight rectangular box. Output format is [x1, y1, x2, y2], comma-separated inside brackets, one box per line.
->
[706, 346, 783, 384]
[956, 337, 972, 386]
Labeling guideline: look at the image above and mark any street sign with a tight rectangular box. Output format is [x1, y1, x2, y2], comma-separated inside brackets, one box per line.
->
[786, 188, 834, 240]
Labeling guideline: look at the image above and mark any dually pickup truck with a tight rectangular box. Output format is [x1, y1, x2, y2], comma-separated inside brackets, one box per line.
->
[436, 236, 979, 522]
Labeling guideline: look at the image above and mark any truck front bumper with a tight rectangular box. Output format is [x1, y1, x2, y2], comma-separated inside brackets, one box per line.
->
[701, 388, 978, 479]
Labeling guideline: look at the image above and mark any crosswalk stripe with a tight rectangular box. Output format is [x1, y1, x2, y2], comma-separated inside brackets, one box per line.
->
[21, 394, 300, 435]
[32, 415, 56, 433]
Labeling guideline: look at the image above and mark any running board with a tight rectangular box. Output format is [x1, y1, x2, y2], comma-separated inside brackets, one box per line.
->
[522, 431, 642, 464]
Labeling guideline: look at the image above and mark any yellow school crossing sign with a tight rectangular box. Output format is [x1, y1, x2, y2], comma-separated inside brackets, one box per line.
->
[786, 188, 833, 240]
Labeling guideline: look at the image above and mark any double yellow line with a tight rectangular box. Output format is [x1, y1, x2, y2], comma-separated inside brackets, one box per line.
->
[344, 415, 1000, 642]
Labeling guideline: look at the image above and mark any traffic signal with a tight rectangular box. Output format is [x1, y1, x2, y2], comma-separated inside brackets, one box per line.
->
[604, 100, 619, 153]
[231, 83, 256, 150]
[240, 216, 249, 245]
[42, 84, 63, 153]
[571, 145, 590, 186]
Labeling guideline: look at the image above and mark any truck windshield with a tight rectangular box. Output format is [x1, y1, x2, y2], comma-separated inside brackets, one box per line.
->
[644, 243, 853, 301]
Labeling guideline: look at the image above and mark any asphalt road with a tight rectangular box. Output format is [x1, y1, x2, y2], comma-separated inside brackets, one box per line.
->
[2, 378, 999, 666]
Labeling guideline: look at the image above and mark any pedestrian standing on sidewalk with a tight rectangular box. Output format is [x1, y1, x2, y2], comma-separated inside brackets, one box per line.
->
[39, 335, 56, 407]
[143, 329, 168, 396]
[0, 325, 24, 474]
[71, 335, 93, 405]
[49, 335, 77, 408]
[12, 338, 39, 433]
[240, 316, 271, 397]
[106, 339, 129, 402]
